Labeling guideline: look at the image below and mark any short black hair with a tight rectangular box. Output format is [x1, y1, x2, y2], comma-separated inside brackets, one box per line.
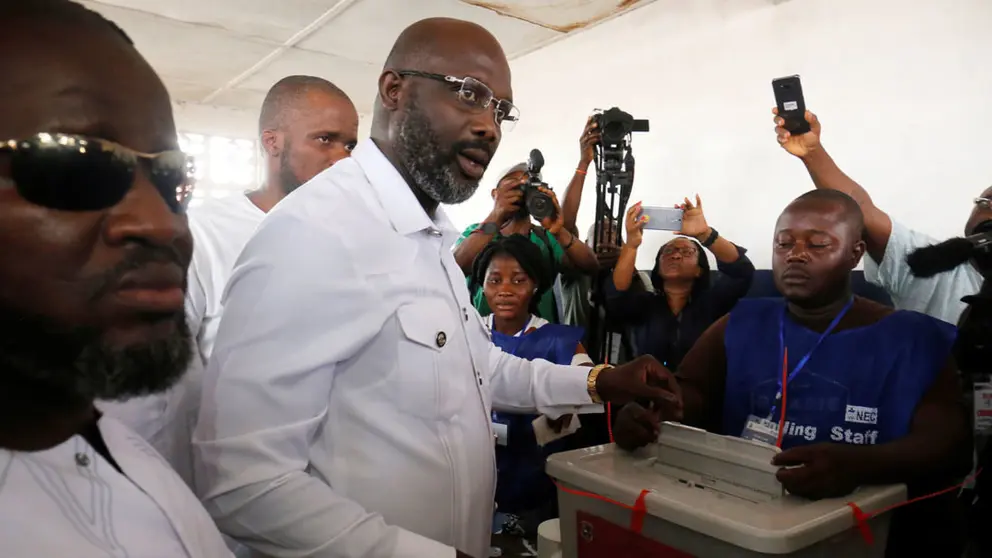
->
[789, 189, 866, 238]
[0, 0, 133, 45]
[259, 76, 352, 134]
[470, 234, 552, 313]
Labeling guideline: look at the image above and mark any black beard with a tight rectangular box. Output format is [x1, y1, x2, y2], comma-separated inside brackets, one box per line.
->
[394, 97, 485, 205]
[0, 243, 193, 411]
[0, 307, 192, 410]
[278, 138, 303, 195]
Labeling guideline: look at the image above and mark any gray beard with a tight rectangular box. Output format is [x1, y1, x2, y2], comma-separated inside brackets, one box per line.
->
[395, 102, 478, 205]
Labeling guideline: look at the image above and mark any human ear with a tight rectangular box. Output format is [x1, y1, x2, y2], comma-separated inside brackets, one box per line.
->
[378, 70, 403, 112]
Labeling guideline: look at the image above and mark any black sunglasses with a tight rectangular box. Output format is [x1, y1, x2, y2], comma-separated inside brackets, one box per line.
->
[0, 134, 194, 213]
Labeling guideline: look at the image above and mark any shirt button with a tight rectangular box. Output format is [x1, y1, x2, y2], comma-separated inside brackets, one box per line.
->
[75, 453, 90, 467]
[435, 331, 447, 348]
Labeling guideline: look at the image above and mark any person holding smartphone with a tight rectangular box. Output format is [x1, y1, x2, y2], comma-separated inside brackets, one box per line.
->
[773, 108, 986, 325]
[606, 196, 755, 368]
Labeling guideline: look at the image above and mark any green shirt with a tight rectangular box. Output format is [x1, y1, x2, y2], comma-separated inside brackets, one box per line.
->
[457, 224, 564, 322]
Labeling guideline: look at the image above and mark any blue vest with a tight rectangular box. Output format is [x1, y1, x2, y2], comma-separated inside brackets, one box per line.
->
[723, 298, 956, 450]
[491, 322, 585, 514]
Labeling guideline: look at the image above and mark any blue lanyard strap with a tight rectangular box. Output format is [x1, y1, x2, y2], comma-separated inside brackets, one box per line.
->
[769, 297, 854, 418]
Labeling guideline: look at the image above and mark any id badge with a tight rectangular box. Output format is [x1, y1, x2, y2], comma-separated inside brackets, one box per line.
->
[492, 412, 509, 446]
[740, 414, 779, 446]
[975, 382, 992, 434]
[493, 423, 508, 446]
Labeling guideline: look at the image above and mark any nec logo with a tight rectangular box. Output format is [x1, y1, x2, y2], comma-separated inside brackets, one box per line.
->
[845, 405, 878, 425]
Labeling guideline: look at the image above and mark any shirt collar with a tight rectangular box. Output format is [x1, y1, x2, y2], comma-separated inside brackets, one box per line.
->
[351, 139, 457, 237]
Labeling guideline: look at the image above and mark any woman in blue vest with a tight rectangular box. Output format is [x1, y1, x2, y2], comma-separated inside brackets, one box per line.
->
[613, 190, 970, 557]
[470, 234, 594, 539]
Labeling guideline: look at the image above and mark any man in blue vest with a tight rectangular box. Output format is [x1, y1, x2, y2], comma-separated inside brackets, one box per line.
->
[615, 189, 970, 556]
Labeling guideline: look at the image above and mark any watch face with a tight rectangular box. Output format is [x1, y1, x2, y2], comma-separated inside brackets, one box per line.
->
[480, 223, 499, 234]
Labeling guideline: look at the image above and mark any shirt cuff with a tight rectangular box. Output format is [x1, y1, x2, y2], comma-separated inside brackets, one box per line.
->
[394, 528, 458, 558]
[540, 365, 604, 419]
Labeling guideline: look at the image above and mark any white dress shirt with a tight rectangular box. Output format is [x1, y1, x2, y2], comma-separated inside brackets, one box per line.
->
[186, 193, 268, 365]
[0, 415, 232, 558]
[864, 219, 982, 325]
[193, 139, 601, 558]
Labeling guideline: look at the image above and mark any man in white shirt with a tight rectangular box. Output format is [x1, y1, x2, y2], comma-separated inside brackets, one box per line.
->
[0, 3, 231, 556]
[194, 17, 681, 558]
[188, 75, 359, 366]
[101, 76, 359, 488]
[773, 108, 986, 325]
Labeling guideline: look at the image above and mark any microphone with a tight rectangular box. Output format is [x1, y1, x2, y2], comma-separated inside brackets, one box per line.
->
[906, 221, 992, 277]
[527, 148, 545, 174]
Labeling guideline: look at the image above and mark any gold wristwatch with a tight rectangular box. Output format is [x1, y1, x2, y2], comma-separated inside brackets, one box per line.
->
[586, 364, 613, 404]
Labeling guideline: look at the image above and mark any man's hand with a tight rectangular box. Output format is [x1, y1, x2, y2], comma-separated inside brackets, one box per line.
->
[539, 187, 565, 235]
[487, 175, 526, 224]
[596, 245, 621, 270]
[676, 194, 709, 239]
[772, 443, 860, 500]
[579, 116, 600, 166]
[595, 355, 683, 418]
[773, 108, 822, 159]
[624, 202, 647, 248]
[613, 402, 662, 451]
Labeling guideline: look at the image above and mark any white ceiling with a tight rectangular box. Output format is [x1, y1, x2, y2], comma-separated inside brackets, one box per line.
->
[82, 0, 657, 137]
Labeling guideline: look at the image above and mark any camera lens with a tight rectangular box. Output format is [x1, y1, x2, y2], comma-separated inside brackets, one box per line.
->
[526, 190, 554, 220]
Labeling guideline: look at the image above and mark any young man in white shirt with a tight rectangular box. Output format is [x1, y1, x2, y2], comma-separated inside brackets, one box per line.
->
[194, 16, 682, 558]
[101, 75, 359, 487]
[0, 3, 231, 556]
[187, 76, 359, 365]
[773, 108, 988, 325]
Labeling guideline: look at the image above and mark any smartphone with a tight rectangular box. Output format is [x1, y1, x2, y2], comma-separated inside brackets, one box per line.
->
[772, 74, 811, 135]
[640, 206, 683, 231]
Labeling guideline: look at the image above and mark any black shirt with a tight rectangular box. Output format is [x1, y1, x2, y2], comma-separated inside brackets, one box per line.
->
[604, 244, 754, 368]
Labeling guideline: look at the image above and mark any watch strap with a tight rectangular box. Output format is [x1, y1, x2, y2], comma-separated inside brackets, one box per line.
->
[476, 222, 500, 235]
[700, 227, 719, 248]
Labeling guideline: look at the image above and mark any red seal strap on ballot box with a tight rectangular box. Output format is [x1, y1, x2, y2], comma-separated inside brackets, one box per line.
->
[548, 424, 981, 557]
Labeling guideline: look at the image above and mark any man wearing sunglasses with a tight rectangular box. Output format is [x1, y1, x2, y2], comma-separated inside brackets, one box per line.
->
[0, 2, 232, 557]
[194, 16, 680, 558]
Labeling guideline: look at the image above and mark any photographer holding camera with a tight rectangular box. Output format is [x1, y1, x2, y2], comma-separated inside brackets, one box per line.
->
[454, 158, 600, 323]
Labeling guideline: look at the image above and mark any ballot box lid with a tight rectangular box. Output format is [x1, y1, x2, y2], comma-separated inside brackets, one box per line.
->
[546, 427, 906, 554]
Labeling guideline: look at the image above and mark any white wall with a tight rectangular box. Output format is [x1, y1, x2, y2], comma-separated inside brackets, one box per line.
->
[173, 100, 374, 143]
[449, 0, 992, 269]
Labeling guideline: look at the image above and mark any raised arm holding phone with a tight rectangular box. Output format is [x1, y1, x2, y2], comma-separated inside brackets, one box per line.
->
[773, 105, 985, 324]
[606, 196, 754, 369]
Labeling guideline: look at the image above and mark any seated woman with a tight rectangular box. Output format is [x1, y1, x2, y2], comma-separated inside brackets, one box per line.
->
[607, 196, 755, 368]
[470, 234, 594, 537]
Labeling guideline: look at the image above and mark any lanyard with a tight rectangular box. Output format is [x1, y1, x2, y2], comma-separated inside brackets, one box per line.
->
[768, 297, 854, 419]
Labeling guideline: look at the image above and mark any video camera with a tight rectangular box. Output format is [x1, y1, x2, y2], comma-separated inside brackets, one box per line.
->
[592, 107, 650, 173]
[587, 108, 649, 365]
[520, 148, 555, 221]
[590, 108, 649, 247]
